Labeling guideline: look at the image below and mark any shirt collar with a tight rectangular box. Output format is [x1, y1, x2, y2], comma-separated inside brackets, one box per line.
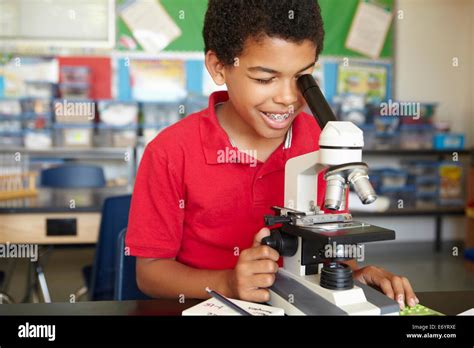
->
[200, 91, 234, 164]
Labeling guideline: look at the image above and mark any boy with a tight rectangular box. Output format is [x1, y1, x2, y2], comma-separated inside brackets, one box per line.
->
[126, 0, 418, 310]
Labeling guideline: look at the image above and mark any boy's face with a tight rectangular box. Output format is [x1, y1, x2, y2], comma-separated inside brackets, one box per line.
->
[209, 36, 317, 140]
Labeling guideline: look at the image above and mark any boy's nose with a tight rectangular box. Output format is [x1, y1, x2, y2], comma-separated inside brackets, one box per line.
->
[273, 80, 298, 108]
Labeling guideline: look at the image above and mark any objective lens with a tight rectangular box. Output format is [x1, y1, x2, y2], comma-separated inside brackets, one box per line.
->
[348, 170, 377, 204]
[324, 174, 346, 210]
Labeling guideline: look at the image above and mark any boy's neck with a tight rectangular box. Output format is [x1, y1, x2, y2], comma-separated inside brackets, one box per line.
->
[216, 101, 286, 162]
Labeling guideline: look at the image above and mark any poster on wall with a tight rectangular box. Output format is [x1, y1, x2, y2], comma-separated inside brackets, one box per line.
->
[119, 0, 182, 53]
[312, 62, 325, 95]
[129, 60, 186, 102]
[2, 58, 58, 97]
[337, 64, 387, 101]
[345, 1, 393, 59]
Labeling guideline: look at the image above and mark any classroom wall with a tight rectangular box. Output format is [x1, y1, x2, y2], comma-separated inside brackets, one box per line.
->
[395, 0, 474, 146]
[373, 0, 473, 242]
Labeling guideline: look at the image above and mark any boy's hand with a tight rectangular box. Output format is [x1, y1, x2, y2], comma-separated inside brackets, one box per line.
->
[227, 227, 280, 303]
[353, 266, 418, 310]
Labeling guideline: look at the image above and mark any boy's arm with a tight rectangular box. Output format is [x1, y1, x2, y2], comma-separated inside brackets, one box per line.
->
[136, 257, 232, 299]
[136, 228, 279, 302]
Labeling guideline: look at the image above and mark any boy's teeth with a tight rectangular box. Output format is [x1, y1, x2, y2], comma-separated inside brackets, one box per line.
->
[263, 112, 290, 122]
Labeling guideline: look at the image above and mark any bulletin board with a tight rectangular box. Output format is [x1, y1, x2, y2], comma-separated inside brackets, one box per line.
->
[116, 0, 207, 52]
[116, 0, 394, 58]
[318, 0, 394, 58]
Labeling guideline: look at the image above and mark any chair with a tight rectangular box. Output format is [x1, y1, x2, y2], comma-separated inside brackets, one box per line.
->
[1, 255, 20, 304]
[114, 228, 151, 301]
[41, 164, 106, 188]
[29, 164, 106, 302]
[84, 194, 133, 301]
[0, 271, 11, 304]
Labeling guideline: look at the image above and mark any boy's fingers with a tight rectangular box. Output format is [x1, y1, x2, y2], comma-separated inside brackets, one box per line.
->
[402, 277, 417, 307]
[248, 289, 271, 303]
[355, 266, 416, 309]
[251, 273, 276, 288]
[391, 276, 405, 309]
[251, 259, 279, 274]
[377, 277, 394, 300]
[245, 245, 280, 262]
[252, 227, 271, 248]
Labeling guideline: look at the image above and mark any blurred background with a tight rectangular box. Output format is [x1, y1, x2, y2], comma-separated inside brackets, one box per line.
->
[0, 0, 473, 303]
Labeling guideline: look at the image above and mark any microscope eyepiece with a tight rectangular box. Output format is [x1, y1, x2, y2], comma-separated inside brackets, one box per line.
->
[297, 74, 337, 129]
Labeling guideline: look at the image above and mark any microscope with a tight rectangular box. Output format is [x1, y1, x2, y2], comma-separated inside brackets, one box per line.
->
[262, 74, 400, 315]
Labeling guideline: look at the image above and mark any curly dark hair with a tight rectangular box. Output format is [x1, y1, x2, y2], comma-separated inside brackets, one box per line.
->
[203, 0, 325, 66]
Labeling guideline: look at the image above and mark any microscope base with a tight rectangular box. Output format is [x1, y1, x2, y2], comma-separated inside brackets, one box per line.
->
[269, 269, 400, 315]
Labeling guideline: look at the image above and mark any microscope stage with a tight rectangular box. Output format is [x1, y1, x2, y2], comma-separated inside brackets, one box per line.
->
[281, 222, 395, 245]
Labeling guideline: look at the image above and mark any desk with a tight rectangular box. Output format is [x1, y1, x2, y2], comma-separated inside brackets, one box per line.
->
[0, 291, 473, 316]
[0, 187, 131, 303]
[0, 187, 131, 245]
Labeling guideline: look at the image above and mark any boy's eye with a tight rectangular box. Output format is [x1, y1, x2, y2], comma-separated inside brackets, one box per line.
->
[254, 78, 274, 85]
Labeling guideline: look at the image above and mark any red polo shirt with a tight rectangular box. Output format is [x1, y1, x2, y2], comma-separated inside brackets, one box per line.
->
[126, 91, 333, 270]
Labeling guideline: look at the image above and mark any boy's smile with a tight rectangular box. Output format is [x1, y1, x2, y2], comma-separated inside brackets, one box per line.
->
[206, 35, 318, 148]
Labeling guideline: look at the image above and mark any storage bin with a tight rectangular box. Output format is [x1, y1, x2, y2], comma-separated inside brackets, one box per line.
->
[415, 192, 438, 209]
[399, 124, 435, 150]
[373, 132, 400, 150]
[24, 81, 57, 98]
[438, 162, 464, 205]
[0, 100, 22, 115]
[24, 130, 53, 149]
[403, 160, 439, 177]
[21, 98, 52, 114]
[379, 186, 417, 209]
[142, 102, 182, 128]
[400, 102, 437, 126]
[94, 126, 137, 148]
[0, 132, 23, 147]
[380, 168, 408, 189]
[54, 125, 93, 148]
[60, 66, 91, 84]
[433, 133, 465, 150]
[415, 176, 439, 195]
[59, 83, 91, 99]
[98, 102, 138, 127]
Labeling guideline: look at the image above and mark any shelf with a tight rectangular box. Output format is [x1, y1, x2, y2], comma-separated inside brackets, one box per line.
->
[0, 147, 134, 160]
[363, 148, 473, 156]
[351, 206, 465, 217]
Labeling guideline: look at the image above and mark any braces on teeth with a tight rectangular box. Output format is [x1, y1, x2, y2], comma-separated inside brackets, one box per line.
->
[264, 112, 290, 121]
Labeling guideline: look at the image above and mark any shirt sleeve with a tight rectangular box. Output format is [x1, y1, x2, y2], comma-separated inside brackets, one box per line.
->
[126, 144, 185, 258]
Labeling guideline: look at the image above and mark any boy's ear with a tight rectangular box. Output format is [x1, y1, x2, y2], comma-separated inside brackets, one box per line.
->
[204, 51, 227, 86]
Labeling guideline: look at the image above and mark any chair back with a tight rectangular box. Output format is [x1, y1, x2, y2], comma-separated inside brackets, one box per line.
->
[41, 164, 106, 188]
[114, 228, 151, 301]
[89, 194, 132, 300]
